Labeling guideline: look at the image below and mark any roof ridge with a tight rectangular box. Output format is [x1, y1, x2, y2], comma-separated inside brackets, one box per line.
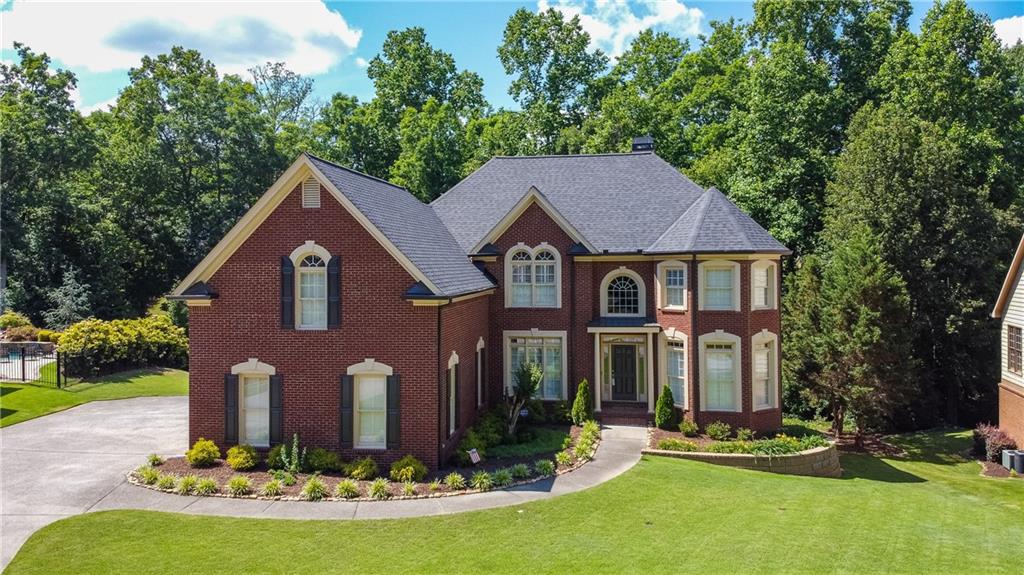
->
[648, 188, 713, 250]
[492, 151, 653, 159]
[304, 152, 409, 193]
[706, 187, 758, 246]
[431, 156, 496, 206]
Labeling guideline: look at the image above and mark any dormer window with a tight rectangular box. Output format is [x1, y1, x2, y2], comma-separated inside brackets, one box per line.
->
[302, 177, 320, 208]
[505, 245, 561, 308]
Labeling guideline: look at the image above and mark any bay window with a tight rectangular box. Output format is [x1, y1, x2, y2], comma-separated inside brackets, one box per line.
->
[699, 261, 740, 311]
[666, 341, 686, 407]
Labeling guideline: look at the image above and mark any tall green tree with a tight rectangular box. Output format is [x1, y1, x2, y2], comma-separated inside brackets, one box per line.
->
[249, 62, 314, 133]
[498, 8, 608, 152]
[390, 98, 466, 201]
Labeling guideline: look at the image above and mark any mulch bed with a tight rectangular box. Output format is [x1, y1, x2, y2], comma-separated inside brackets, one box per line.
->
[831, 433, 905, 457]
[647, 427, 718, 450]
[979, 460, 1023, 479]
[131, 424, 596, 501]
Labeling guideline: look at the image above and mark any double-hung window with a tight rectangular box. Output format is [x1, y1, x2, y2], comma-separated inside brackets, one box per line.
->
[751, 261, 777, 309]
[355, 373, 386, 449]
[298, 254, 327, 329]
[666, 342, 686, 407]
[1009, 326, 1023, 375]
[508, 336, 563, 400]
[704, 268, 734, 310]
[665, 268, 686, 308]
[705, 343, 736, 411]
[753, 342, 774, 409]
[507, 247, 559, 308]
[240, 375, 270, 447]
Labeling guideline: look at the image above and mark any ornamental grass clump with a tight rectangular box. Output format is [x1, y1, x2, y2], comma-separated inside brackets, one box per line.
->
[534, 459, 555, 476]
[176, 475, 199, 495]
[156, 474, 177, 490]
[657, 438, 698, 452]
[368, 478, 390, 500]
[444, 472, 466, 490]
[736, 427, 755, 441]
[335, 479, 360, 499]
[493, 468, 513, 487]
[706, 421, 732, 441]
[301, 476, 328, 501]
[260, 479, 283, 497]
[555, 450, 572, 467]
[470, 470, 493, 491]
[428, 479, 442, 492]
[402, 481, 417, 496]
[195, 478, 218, 495]
[147, 454, 164, 467]
[137, 466, 159, 485]
[227, 476, 253, 497]
[510, 463, 531, 480]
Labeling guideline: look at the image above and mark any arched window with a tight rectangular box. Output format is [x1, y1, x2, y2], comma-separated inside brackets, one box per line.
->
[599, 268, 647, 317]
[505, 244, 561, 308]
[298, 254, 327, 329]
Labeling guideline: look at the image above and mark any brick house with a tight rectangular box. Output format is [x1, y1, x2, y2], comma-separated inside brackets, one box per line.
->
[991, 233, 1024, 445]
[170, 140, 790, 470]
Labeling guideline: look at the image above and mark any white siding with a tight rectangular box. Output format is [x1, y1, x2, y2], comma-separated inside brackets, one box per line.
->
[1002, 264, 1024, 388]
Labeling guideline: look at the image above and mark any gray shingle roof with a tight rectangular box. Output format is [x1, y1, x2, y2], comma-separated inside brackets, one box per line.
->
[647, 188, 790, 254]
[430, 152, 788, 255]
[306, 154, 494, 297]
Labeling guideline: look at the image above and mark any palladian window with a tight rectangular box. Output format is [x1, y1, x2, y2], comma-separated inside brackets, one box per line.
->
[607, 276, 640, 315]
[508, 247, 560, 308]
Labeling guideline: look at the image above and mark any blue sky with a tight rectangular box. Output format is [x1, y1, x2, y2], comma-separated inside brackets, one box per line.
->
[2, 1, 1022, 112]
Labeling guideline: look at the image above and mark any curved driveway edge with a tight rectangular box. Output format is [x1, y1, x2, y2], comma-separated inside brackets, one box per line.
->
[1, 396, 644, 569]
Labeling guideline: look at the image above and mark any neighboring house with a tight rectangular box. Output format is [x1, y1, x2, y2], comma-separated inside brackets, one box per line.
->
[170, 139, 790, 470]
[991, 233, 1024, 445]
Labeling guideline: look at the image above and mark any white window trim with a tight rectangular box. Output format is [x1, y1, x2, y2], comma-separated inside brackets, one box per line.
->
[698, 330, 742, 412]
[751, 330, 779, 411]
[231, 358, 276, 376]
[750, 260, 778, 310]
[656, 260, 688, 312]
[448, 351, 459, 436]
[345, 359, 393, 450]
[231, 359, 276, 449]
[503, 329, 568, 400]
[698, 260, 741, 311]
[289, 240, 331, 265]
[659, 329, 688, 409]
[476, 337, 486, 408]
[291, 241, 332, 331]
[503, 242, 562, 309]
[599, 267, 647, 317]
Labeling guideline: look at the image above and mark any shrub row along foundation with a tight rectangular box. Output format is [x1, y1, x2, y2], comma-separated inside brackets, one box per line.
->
[642, 444, 842, 478]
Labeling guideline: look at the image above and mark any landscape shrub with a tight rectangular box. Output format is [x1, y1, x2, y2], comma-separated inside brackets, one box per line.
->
[470, 470, 493, 491]
[706, 441, 752, 454]
[226, 445, 258, 471]
[260, 479, 283, 497]
[147, 454, 164, 466]
[736, 427, 755, 441]
[36, 329, 52, 342]
[679, 419, 699, 437]
[555, 450, 572, 467]
[274, 434, 306, 474]
[347, 456, 379, 480]
[306, 447, 344, 473]
[186, 438, 220, 467]
[510, 463, 531, 479]
[156, 474, 176, 490]
[368, 478, 390, 500]
[657, 438, 698, 452]
[137, 466, 159, 485]
[59, 315, 187, 377]
[493, 468, 513, 487]
[534, 459, 555, 476]
[428, 479, 442, 491]
[176, 475, 199, 495]
[797, 435, 830, 450]
[272, 469, 297, 486]
[195, 478, 218, 495]
[706, 421, 732, 441]
[571, 378, 592, 425]
[973, 423, 1017, 462]
[0, 311, 31, 329]
[456, 429, 489, 466]
[444, 472, 466, 490]
[389, 454, 428, 482]
[574, 438, 595, 461]
[227, 476, 252, 497]
[301, 476, 328, 501]
[402, 481, 417, 496]
[581, 420, 601, 442]
[266, 444, 285, 469]
[4, 325, 39, 342]
[654, 385, 677, 429]
[335, 479, 360, 499]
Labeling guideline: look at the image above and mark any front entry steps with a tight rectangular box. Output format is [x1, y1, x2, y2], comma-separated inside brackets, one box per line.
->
[598, 402, 651, 426]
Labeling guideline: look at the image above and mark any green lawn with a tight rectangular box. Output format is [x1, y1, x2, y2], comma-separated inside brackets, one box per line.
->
[0, 368, 187, 427]
[7, 429, 1022, 574]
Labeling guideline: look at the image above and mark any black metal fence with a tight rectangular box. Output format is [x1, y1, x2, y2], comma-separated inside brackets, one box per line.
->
[0, 344, 66, 388]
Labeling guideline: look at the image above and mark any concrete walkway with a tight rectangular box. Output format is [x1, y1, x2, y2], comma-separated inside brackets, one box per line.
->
[0, 395, 645, 569]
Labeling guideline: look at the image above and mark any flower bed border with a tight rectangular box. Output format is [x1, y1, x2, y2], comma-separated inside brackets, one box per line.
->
[642, 443, 842, 478]
[127, 435, 601, 502]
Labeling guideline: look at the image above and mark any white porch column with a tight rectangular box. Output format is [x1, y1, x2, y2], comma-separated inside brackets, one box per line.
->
[647, 331, 655, 413]
[593, 332, 602, 412]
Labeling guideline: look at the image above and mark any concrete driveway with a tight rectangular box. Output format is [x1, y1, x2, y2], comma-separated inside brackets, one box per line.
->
[0, 396, 188, 568]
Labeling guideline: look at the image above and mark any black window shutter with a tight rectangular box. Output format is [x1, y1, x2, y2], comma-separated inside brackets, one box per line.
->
[386, 374, 400, 450]
[454, 364, 460, 430]
[280, 256, 294, 329]
[269, 374, 283, 445]
[481, 348, 487, 407]
[327, 256, 341, 328]
[224, 374, 239, 444]
[340, 375, 354, 449]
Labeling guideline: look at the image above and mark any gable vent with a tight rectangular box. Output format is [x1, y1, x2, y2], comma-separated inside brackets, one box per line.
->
[302, 177, 321, 208]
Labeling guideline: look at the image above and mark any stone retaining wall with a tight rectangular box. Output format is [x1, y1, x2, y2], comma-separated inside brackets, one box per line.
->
[641, 445, 842, 478]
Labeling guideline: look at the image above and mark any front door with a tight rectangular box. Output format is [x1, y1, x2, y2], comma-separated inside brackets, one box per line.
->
[611, 344, 637, 400]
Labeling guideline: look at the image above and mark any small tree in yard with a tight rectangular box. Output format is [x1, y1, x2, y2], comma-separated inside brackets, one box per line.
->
[506, 362, 542, 435]
[655, 385, 677, 429]
[571, 378, 591, 425]
[43, 269, 91, 330]
[813, 227, 918, 446]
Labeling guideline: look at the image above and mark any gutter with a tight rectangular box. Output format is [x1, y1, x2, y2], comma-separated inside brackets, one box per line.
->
[691, 254, 698, 419]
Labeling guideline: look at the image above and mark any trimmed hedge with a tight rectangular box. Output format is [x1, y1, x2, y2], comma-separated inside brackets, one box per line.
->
[59, 315, 187, 377]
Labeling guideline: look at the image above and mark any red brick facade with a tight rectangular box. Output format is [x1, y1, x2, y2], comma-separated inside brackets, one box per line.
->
[188, 179, 784, 471]
[999, 381, 1024, 446]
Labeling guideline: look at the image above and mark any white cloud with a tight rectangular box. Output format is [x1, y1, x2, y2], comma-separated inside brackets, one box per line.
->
[993, 15, 1023, 47]
[538, 0, 703, 57]
[2, 1, 362, 77]
[355, 56, 369, 68]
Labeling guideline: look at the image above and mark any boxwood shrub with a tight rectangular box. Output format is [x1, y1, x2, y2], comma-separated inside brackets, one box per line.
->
[186, 438, 220, 467]
[226, 445, 258, 470]
[347, 456, 378, 480]
[389, 454, 428, 482]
